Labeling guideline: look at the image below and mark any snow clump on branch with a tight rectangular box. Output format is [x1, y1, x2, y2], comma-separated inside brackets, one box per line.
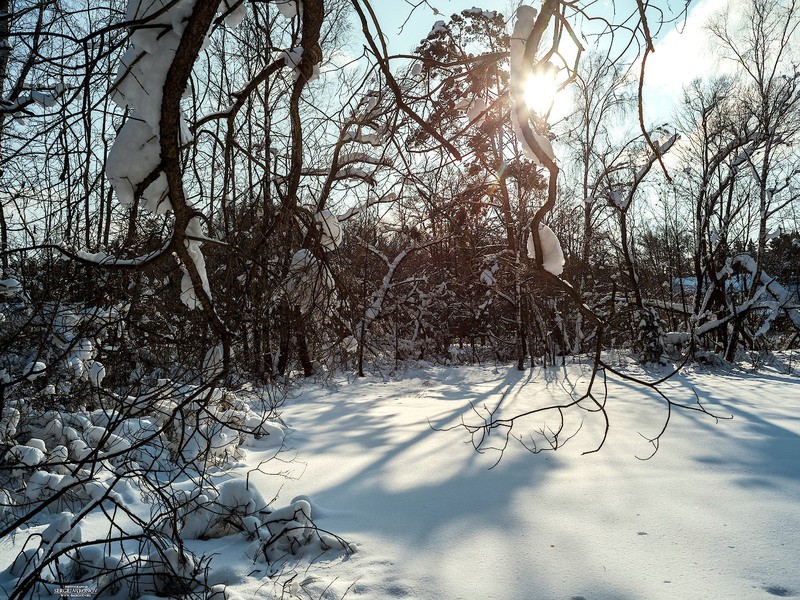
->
[108, 0, 244, 308]
[284, 249, 336, 314]
[275, 0, 300, 19]
[527, 223, 565, 276]
[315, 210, 343, 251]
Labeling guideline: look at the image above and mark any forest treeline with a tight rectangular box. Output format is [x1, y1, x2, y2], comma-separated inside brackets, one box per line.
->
[0, 0, 798, 391]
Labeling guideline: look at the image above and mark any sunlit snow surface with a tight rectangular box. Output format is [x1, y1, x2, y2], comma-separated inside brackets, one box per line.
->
[2, 361, 799, 599]
[262, 362, 800, 599]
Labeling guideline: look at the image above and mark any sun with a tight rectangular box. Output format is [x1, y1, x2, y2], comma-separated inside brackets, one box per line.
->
[522, 63, 573, 121]
[523, 70, 561, 117]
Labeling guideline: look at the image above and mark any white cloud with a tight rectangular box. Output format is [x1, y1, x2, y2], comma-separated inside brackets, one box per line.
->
[643, 0, 734, 112]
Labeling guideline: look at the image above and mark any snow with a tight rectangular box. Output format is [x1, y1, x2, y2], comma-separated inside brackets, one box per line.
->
[29, 88, 63, 108]
[236, 363, 800, 600]
[663, 331, 692, 345]
[179, 478, 272, 540]
[0, 83, 66, 114]
[105, 0, 222, 313]
[507, 6, 557, 165]
[280, 46, 304, 79]
[0, 364, 799, 598]
[463, 7, 498, 19]
[527, 223, 565, 275]
[0, 278, 23, 296]
[221, 0, 248, 27]
[534, 129, 555, 162]
[730, 253, 800, 330]
[314, 209, 343, 250]
[77, 244, 171, 266]
[106, 115, 170, 212]
[284, 249, 335, 314]
[203, 343, 225, 382]
[344, 127, 385, 146]
[511, 4, 537, 60]
[275, 0, 299, 19]
[112, 36, 185, 133]
[23, 360, 47, 380]
[428, 20, 448, 37]
[108, 1, 195, 200]
[466, 97, 486, 123]
[480, 267, 497, 286]
[5, 444, 46, 467]
[40, 511, 80, 547]
[180, 217, 213, 310]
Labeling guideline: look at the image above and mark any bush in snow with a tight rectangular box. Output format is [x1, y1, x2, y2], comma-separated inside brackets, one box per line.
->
[0, 267, 295, 596]
[635, 307, 667, 365]
[0, 375, 317, 597]
[249, 497, 356, 565]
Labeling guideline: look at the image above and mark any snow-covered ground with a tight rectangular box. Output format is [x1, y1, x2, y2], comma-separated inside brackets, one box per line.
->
[2, 361, 798, 599]
[250, 361, 800, 600]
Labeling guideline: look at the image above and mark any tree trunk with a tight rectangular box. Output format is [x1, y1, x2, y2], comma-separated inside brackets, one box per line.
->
[0, 0, 10, 274]
[297, 330, 313, 377]
[277, 300, 291, 376]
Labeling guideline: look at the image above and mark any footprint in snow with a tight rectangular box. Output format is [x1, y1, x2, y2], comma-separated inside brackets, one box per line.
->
[387, 584, 410, 597]
[764, 585, 796, 597]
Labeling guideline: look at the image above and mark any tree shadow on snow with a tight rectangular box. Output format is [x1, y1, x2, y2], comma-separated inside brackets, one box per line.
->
[686, 371, 800, 488]
[279, 366, 639, 600]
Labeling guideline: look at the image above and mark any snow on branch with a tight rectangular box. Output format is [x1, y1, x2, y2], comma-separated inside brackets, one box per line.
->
[617, 132, 679, 211]
[675, 253, 800, 346]
[284, 248, 336, 315]
[350, 0, 462, 160]
[360, 237, 448, 322]
[75, 243, 173, 267]
[275, 0, 299, 19]
[337, 191, 397, 222]
[526, 223, 564, 276]
[730, 254, 800, 331]
[314, 210, 342, 251]
[0, 83, 67, 116]
[105, 0, 245, 324]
